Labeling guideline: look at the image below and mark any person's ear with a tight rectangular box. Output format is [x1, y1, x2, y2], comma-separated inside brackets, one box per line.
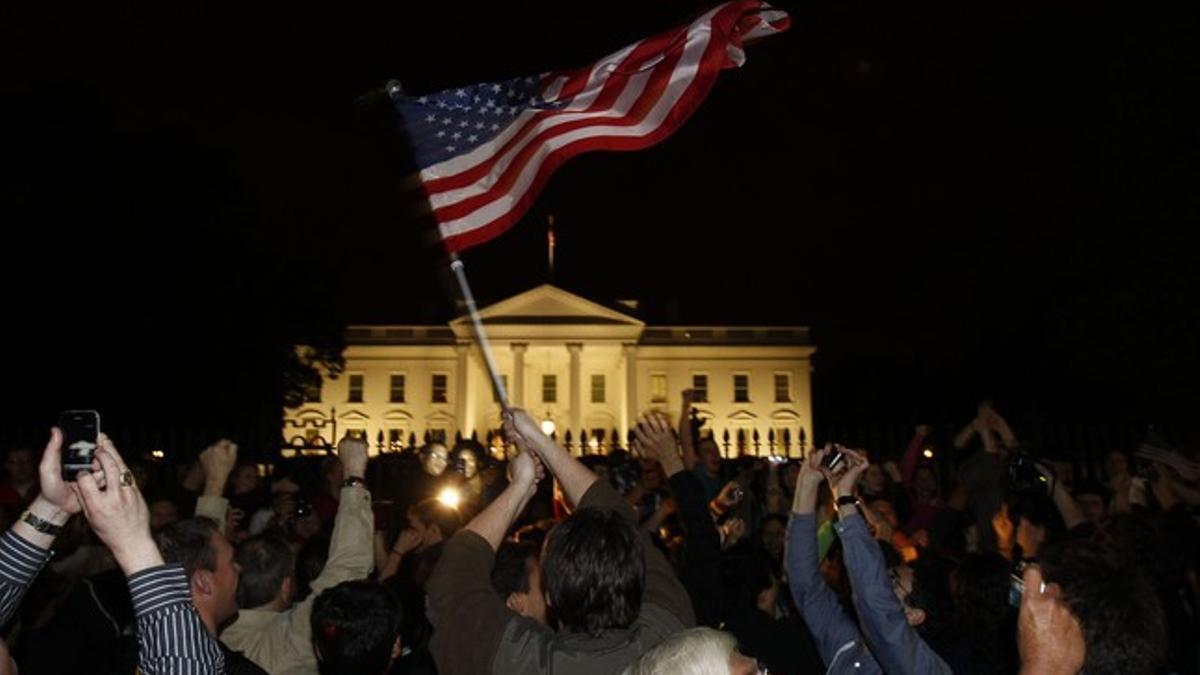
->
[505, 592, 527, 614]
[905, 608, 926, 627]
[193, 570, 214, 598]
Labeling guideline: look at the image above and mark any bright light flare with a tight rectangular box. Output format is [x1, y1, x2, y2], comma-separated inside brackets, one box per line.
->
[540, 419, 556, 436]
[437, 486, 462, 509]
[922, 449, 934, 459]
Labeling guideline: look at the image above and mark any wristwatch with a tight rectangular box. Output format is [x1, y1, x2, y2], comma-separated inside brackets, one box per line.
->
[22, 510, 63, 536]
[836, 495, 860, 509]
[341, 476, 367, 489]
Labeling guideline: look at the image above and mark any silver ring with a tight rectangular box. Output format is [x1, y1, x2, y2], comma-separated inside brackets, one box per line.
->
[118, 471, 134, 487]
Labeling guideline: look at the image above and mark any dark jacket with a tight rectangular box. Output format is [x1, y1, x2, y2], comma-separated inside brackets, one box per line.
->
[426, 480, 695, 675]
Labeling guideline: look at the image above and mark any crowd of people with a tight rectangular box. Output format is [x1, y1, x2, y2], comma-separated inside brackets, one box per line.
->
[0, 391, 1196, 675]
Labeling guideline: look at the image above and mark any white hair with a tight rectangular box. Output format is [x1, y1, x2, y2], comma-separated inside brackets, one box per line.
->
[623, 627, 737, 675]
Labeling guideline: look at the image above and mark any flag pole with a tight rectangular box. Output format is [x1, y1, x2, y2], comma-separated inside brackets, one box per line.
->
[448, 253, 509, 408]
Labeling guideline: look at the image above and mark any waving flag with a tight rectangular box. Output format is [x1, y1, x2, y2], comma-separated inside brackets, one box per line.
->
[391, 0, 790, 252]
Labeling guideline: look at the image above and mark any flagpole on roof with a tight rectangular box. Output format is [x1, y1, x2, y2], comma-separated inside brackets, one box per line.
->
[448, 253, 510, 408]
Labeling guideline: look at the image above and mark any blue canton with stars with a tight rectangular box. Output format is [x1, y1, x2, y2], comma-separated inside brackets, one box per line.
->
[392, 75, 570, 170]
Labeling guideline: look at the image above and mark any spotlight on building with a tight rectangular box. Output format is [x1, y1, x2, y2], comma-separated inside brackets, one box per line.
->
[437, 486, 462, 509]
[540, 416, 556, 437]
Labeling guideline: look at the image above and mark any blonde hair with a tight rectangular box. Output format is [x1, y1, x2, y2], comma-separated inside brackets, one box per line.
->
[623, 627, 737, 675]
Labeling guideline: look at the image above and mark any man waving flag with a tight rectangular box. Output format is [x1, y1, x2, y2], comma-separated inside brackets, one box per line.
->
[391, 0, 790, 252]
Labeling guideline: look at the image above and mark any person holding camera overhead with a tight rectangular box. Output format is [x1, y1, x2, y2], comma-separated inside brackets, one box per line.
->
[787, 444, 954, 675]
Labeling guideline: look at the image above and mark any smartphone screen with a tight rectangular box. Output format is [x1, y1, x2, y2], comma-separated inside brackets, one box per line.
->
[60, 410, 100, 481]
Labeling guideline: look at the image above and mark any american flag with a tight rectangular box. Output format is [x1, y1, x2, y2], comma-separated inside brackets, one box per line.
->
[390, 0, 790, 252]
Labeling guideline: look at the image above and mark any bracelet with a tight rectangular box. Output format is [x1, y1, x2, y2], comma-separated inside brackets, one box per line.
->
[342, 476, 367, 489]
[836, 495, 860, 508]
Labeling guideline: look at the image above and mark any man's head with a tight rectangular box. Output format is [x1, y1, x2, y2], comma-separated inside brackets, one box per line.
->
[231, 463, 260, 495]
[696, 438, 721, 476]
[155, 518, 240, 631]
[1040, 538, 1166, 675]
[235, 534, 297, 611]
[541, 507, 644, 636]
[624, 627, 759, 675]
[491, 541, 548, 625]
[407, 499, 463, 548]
[149, 498, 180, 532]
[3, 448, 35, 485]
[312, 581, 403, 675]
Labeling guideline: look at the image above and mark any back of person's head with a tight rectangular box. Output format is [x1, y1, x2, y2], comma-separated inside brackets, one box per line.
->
[154, 518, 219, 577]
[542, 507, 643, 636]
[312, 581, 403, 675]
[236, 534, 296, 609]
[1040, 538, 1166, 675]
[907, 556, 957, 642]
[623, 627, 738, 675]
[408, 498, 464, 539]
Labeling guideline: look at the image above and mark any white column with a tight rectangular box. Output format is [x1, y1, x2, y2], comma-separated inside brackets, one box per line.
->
[568, 343, 582, 450]
[455, 344, 469, 439]
[622, 343, 638, 442]
[511, 343, 527, 408]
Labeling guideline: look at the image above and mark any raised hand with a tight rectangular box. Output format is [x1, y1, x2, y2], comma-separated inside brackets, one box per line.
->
[36, 427, 88, 518]
[392, 528, 424, 556]
[200, 439, 238, 496]
[632, 413, 682, 476]
[509, 445, 545, 497]
[70, 437, 162, 575]
[336, 433, 369, 479]
[825, 447, 869, 499]
[1017, 567, 1085, 675]
[503, 409, 552, 456]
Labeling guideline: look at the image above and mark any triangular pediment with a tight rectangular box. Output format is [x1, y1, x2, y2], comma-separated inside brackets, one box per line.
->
[451, 285, 644, 328]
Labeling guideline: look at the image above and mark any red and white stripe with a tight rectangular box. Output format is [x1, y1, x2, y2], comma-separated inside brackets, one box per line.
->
[421, 0, 790, 252]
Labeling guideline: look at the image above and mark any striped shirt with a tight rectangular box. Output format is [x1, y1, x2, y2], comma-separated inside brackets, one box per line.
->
[129, 564, 226, 674]
[0, 530, 52, 626]
[0, 530, 224, 674]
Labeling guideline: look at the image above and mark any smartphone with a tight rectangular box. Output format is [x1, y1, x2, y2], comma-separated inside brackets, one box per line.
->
[1008, 573, 1024, 607]
[821, 447, 846, 472]
[60, 410, 100, 482]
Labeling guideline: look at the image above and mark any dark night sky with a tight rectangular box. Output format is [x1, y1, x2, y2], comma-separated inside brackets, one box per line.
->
[3, 0, 1199, 445]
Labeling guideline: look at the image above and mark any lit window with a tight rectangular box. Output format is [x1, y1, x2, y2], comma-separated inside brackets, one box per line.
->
[348, 374, 364, 403]
[591, 374, 606, 403]
[774, 373, 791, 403]
[650, 373, 667, 403]
[692, 374, 708, 402]
[432, 373, 448, 403]
[389, 374, 406, 403]
[733, 374, 750, 403]
[543, 374, 557, 403]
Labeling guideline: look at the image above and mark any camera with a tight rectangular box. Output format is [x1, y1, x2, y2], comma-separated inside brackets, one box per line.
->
[821, 447, 846, 472]
[1007, 448, 1049, 495]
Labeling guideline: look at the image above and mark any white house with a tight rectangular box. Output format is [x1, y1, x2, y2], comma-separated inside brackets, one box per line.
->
[283, 285, 814, 458]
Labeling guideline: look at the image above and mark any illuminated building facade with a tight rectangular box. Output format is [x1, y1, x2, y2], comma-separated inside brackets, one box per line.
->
[283, 285, 814, 457]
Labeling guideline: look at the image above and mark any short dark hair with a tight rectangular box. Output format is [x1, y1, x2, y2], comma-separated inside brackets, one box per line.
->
[155, 518, 220, 578]
[312, 581, 403, 675]
[408, 499, 464, 538]
[236, 534, 296, 609]
[541, 507, 644, 636]
[491, 541, 538, 599]
[1040, 538, 1166, 675]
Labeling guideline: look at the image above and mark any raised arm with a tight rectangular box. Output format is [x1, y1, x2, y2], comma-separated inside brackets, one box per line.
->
[0, 428, 84, 626]
[677, 389, 699, 473]
[195, 439, 237, 536]
[787, 446, 879, 670]
[465, 449, 544, 551]
[829, 449, 951, 675]
[72, 436, 224, 675]
[504, 408, 597, 507]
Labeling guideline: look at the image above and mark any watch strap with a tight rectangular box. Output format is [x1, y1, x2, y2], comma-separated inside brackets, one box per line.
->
[22, 510, 63, 535]
[341, 476, 367, 489]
